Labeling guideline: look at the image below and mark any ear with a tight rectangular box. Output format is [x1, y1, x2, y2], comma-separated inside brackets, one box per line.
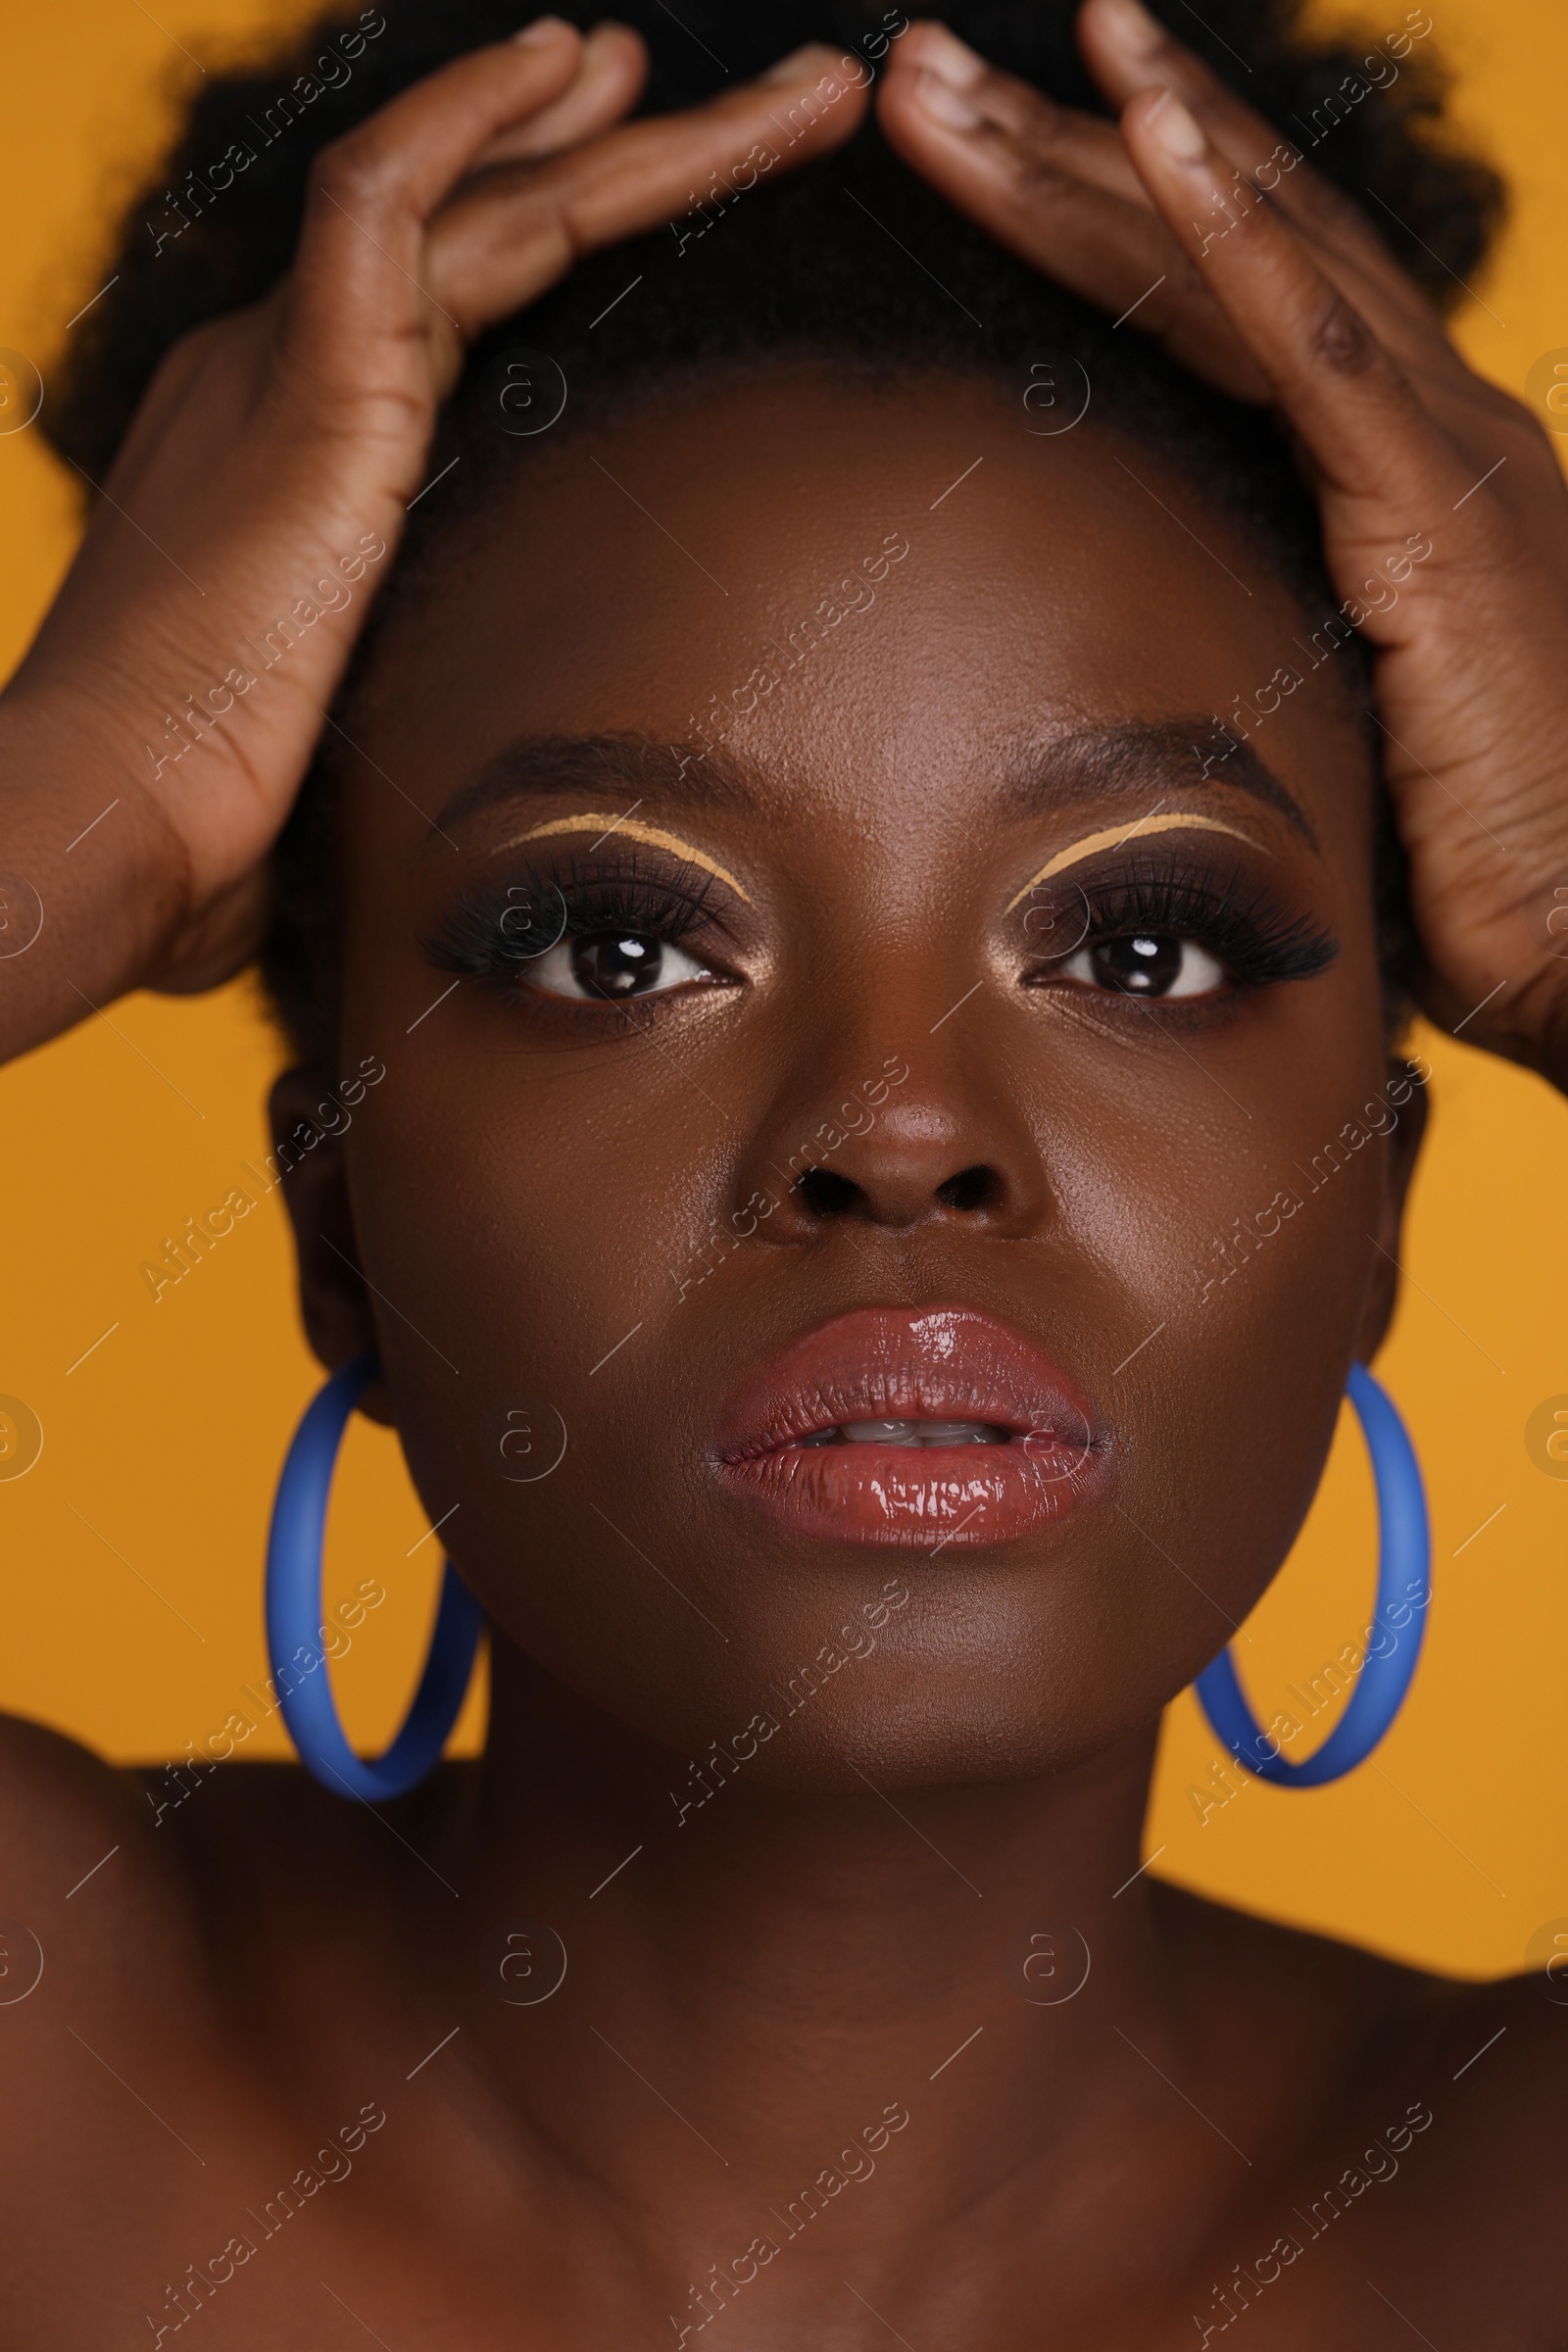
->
[1352, 1056, 1432, 1363]
[269, 1066, 394, 1426]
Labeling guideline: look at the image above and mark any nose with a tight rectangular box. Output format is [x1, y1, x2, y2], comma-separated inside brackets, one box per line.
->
[750, 1058, 1051, 1241]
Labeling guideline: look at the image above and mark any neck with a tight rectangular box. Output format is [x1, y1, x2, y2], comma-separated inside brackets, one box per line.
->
[438, 1634, 1219, 2271]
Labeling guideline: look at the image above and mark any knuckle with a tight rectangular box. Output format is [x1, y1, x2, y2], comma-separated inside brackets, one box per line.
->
[144, 309, 243, 404]
[1171, 251, 1210, 310]
[310, 135, 392, 214]
[989, 78, 1060, 145]
[997, 142, 1078, 214]
[1132, 266, 1189, 341]
[163, 313, 230, 372]
[1310, 290, 1379, 376]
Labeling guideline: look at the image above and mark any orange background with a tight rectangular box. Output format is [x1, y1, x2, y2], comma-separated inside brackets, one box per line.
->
[1, 0, 1564, 1978]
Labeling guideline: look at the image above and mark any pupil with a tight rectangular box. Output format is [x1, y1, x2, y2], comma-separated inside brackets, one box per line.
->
[1095, 933, 1181, 995]
[571, 930, 662, 998]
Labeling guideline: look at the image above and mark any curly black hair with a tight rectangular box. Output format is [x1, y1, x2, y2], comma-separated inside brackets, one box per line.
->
[42, 0, 1504, 1065]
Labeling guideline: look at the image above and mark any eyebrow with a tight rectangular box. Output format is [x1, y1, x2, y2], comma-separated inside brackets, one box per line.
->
[996, 720, 1321, 850]
[433, 733, 756, 838]
[431, 717, 1320, 849]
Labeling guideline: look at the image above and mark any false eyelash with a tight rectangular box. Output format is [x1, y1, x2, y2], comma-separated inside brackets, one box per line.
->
[424, 850, 725, 981]
[1033, 858, 1339, 989]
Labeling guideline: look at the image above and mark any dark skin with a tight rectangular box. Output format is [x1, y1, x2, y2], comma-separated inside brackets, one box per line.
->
[2, 5, 1566, 2343]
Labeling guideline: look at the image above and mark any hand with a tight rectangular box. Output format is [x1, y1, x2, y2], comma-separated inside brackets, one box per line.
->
[878, 0, 1568, 1090]
[1, 21, 863, 1048]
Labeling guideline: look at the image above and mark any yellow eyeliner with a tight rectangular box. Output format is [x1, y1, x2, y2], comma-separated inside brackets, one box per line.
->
[1004, 813, 1266, 913]
[498, 813, 755, 906]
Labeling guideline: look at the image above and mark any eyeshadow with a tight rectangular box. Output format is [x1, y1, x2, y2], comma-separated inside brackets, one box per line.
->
[1004, 813, 1267, 913]
[499, 813, 755, 906]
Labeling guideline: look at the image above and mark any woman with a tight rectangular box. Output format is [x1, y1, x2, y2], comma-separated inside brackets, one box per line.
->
[2, 0, 1564, 2337]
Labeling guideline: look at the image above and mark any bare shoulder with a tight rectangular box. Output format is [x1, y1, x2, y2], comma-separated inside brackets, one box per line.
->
[1149, 1872, 1458, 2030]
[0, 1720, 454, 2180]
[0, 1709, 204, 1997]
[0, 1716, 368, 2022]
[1152, 1874, 1568, 2160]
[1425, 1961, 1568, 2135]
[0, 1707, 164, 1906]
[0, 1707, 221, 2178]
[0, 1712, 473, 2004]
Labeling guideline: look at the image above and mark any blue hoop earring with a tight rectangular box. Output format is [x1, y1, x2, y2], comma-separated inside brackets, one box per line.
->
[1194, 1362, 1431, 1787]
[266, 1351, 482, 1800]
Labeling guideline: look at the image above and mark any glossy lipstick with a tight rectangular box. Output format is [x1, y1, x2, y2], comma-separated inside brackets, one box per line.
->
[715, 1304, 1109, 1547]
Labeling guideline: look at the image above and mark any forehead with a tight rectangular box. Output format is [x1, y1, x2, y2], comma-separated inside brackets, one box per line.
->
[343, 369, 1365, 851]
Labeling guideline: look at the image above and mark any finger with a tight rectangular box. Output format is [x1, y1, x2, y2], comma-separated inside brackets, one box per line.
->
[471, 20, 648, 168]
[1121, 86, 1483, 544]
[1081, 0, 1527, 461]
[309, 17, 586, 222]
[282, 18, 590, 386]
[1078, 0, 1453, 357]
[876, 30, 1270, 400]
[428, 44, 872, 336]
[891, 20, 1151, 206]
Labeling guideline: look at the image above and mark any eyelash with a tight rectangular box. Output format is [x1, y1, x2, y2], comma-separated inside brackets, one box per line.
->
[1025, 860, 1338, 992]
[423, 849, 1333, 1028]
[424, 852, 729, 1006]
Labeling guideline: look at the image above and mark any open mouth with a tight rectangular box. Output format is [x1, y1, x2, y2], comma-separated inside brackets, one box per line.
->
[796, 1417, 1014, 1448]
[714, 1305, 1110, 1547]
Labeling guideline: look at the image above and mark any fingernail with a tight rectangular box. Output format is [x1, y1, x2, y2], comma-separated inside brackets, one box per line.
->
[514, 15, 571, 43]
[916, 68, 983, 127]
[763, 41, 827, 81]
[1146, 87, 1205, 161]
[916, 23, 985, 88]
[1098, 0, 1164, 58]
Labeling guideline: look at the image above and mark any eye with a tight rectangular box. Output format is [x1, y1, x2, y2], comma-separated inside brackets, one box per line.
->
[1058, 932, 1227, 1000]
[526, 927, 714, 1002]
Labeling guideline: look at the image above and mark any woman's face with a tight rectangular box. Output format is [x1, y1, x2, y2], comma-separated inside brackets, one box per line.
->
[297, 368, 1416, 1790]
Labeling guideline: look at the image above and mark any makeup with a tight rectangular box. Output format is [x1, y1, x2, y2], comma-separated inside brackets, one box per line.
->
[1005, 812, 1266, 913]
[500, 813, 754, 905]
[715, 1304, 1109, 1546]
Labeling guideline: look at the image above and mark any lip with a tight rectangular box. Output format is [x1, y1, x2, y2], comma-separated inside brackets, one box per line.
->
[714, 1304, 1110, 1548]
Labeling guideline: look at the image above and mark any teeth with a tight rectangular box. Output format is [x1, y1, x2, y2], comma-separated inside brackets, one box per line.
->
[916, 1420, 1009, 1446]
[803, 1418, 1010, 1448]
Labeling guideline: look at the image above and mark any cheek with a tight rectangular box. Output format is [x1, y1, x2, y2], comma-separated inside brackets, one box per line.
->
[340, 1039, 770, 1727]
[1010, 988, 1387, 1608]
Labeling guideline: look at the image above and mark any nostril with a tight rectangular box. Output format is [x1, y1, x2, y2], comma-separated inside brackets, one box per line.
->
[795, 1165, 861, 1218]
[934, 1164, 1000, 1214]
